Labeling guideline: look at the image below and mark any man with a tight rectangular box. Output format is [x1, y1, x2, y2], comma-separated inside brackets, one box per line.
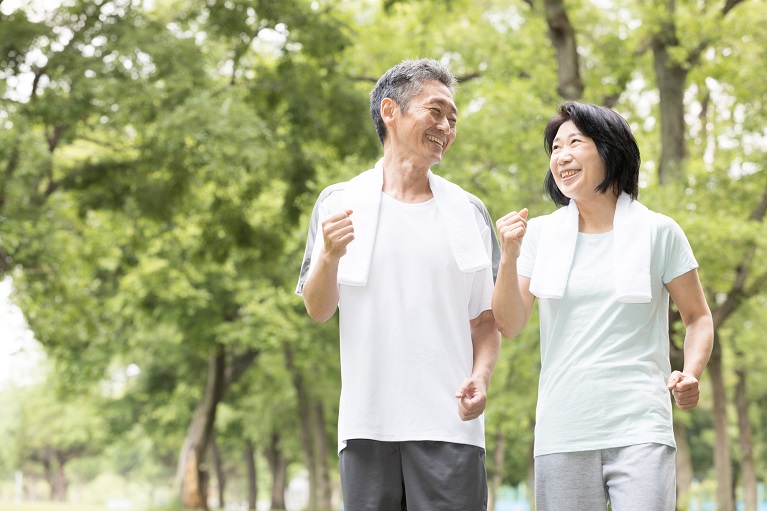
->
[296, 58, 501, 510]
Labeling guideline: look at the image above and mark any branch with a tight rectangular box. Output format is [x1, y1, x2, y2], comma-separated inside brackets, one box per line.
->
[749, 178, 767, 221]
[47, 124, 65, 153]
[687, 0, 748, 65]
[745, 271, 767, 298]
[0, 245, 12, 274]
[30, 66, 48, 101]
[224, 348, 260, 387]
[711, 176, 767, 328]
[544, 0, 584, 100]
[722, 0, 747, 16]
[229, 24, 267, 86]
[0, 144, 20, 208]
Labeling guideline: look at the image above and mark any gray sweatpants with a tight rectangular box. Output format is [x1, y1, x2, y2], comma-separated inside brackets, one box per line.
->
[535, 443, 676, 511]
[339, 439, 487, 511]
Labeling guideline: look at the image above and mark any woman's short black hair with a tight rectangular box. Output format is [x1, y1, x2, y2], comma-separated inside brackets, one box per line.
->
[543, 102, 641, 207]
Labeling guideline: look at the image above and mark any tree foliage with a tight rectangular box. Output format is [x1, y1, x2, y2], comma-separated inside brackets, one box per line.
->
[1, 0, 766, 508]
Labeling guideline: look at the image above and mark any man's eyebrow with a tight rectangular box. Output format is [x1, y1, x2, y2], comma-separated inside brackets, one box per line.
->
[429, 97, 458, 115]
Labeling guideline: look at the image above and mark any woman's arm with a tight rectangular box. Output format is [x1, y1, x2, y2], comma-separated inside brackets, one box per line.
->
[665, 268, 714, 410]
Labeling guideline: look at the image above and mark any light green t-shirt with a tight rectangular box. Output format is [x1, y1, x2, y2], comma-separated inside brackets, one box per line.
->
[519, 212, 698, 457]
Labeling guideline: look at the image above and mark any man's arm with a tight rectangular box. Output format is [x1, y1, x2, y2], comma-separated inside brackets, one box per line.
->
[455, 309, 501, 421]
[665, 269, 714, 410]
[302, 209, 354, 323]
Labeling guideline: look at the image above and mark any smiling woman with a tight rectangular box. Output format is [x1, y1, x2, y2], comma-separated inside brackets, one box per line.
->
[0, 278, 43, 388]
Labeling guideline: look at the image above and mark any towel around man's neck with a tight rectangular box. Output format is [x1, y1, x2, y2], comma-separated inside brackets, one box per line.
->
[337, 159, 490, 286]
[529, 192, 653, 303]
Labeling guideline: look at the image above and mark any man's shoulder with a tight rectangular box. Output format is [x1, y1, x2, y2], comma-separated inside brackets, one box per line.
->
[433, 175, 488, 213]
[464, 190, 488, 211]
[316, 181, 348, 207]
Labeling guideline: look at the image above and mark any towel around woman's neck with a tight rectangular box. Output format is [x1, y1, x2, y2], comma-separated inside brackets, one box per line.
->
[337, 159, 490, 286]
[529, 192, 653, 303]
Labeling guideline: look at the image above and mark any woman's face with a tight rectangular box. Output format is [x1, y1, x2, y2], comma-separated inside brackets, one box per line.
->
[549, 120, 606, 201]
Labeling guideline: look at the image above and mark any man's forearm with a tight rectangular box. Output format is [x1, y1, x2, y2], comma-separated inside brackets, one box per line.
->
[302, 256, 341, 323]
[471, 310, 501, 388]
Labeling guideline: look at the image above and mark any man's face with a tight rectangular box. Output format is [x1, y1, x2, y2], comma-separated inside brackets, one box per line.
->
[389, 80, 457, 167]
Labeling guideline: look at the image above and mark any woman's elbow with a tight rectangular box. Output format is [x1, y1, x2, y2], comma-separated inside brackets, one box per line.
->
[494, 315, 524, 339]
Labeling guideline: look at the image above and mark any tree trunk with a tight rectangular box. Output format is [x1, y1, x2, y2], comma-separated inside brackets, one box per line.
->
[211, 434, 225, 509]
[54, 457, 68, 502]
[284, 344, 319, 510]
[708, 336, 734, 511]
[244, 440, 257, 511]
[673, 416, 693, 508]
[544, 0, 583, 100]
[41, 454, 67, 502]
[174, 346, 259, 510]
[175, 347, 227, 510]
[652, 36, 689, 184]
[487, 425, 506, 511]
[265, 432, 288, 511]
[735, 367, 757, 511]
[312, 400, 333, 511]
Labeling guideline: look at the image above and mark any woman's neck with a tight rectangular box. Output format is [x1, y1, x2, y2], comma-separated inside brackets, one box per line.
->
[575, 193, 619, 234]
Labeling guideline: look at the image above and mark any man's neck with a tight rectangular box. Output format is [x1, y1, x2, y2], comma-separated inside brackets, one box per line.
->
[380, 152, 433, 203]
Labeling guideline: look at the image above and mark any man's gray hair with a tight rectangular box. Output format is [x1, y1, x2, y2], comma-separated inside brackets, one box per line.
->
[370, 58, 457, 145]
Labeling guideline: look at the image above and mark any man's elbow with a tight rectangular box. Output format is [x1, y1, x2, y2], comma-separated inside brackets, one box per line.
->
[304, 300, 335, 323]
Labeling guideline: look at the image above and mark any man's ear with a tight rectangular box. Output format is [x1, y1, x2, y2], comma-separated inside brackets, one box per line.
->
[381, 97, 397, 128]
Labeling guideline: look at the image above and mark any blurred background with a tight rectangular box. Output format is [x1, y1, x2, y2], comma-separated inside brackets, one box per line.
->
[0, 0, 765, 510]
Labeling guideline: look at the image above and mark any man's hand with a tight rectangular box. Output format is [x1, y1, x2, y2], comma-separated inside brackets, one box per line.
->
[667, 371, 701, 410]
[455, 377, 488, 421]
[496, 208, 528, 260]
[321, 209, 354, 261]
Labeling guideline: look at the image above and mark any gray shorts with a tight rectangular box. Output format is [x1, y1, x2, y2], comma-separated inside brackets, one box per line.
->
[339, 439, 487, 511]
[535, 443, 676, 511]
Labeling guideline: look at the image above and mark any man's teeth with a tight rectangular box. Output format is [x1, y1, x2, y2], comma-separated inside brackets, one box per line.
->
[427, 135, 444, 147]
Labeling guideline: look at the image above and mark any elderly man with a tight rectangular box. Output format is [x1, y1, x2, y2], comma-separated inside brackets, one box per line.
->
[296, 58, 501, 510]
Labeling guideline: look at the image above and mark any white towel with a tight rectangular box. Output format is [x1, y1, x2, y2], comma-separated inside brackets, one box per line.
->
[529, 193, 652, 303]
[337, 159, 490, 286]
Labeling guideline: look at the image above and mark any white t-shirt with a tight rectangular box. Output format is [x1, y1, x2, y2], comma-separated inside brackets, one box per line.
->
[518, 212, 698, 457]
[298, 186, 497, 453]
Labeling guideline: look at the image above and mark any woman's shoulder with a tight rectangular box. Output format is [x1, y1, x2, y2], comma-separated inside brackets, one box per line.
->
[647, 209, 685, 231]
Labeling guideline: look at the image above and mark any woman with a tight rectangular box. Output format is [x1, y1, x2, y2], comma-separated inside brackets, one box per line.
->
[492, 102, 713, 511]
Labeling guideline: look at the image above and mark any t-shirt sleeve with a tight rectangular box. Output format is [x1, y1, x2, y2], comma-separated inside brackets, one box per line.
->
[657, 214, 699, 284]
[467, 207, 496, 319]
[295, 187, 337, 296]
